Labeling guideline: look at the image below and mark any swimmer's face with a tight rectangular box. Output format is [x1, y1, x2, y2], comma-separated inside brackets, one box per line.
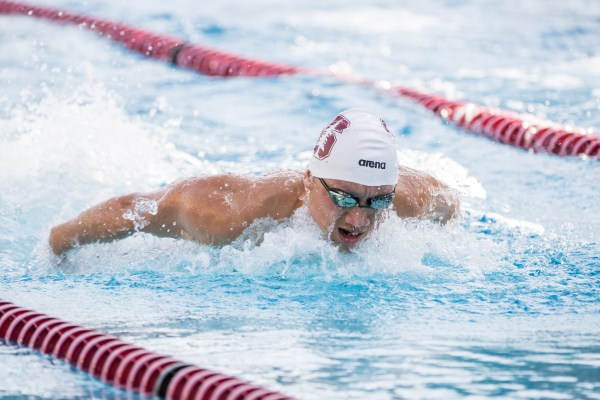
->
[303, 171, 394, 250]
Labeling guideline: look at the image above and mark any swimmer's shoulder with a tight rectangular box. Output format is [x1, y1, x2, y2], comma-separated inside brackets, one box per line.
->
[393, 166, 444, 216]
[255, 170, 305, 218]
[169, 171, 305, 219]
[397, 165, 447, 189]
[394, 165, 459, 221]
[168, 170, 303, 190]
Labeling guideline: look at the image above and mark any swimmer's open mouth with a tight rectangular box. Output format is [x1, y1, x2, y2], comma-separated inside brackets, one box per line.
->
[338, 228, 363, 244]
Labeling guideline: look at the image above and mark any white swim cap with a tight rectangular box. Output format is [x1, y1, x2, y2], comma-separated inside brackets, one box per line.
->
[308, 108, 399, 186]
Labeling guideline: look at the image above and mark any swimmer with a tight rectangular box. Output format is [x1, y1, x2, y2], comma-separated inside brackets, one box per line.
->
[49, 108, 460, 255]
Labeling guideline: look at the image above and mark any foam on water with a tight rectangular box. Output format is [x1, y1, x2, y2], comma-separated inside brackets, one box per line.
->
[0, 82, 513, 286]
[0, 83, 589, 334]
[0, 82, 197, 197]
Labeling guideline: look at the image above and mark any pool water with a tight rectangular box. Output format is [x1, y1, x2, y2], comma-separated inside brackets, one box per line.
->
[1, 0, 599, 399]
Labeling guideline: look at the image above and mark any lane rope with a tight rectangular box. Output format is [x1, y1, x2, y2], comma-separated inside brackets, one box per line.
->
[0, 299, 294, 400]
[0, 0, 598, 159]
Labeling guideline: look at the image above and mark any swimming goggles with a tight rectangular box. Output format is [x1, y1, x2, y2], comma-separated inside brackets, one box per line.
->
[318, 178, 395, 210]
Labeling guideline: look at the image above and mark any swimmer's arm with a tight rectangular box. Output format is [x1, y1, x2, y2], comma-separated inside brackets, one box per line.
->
[48, 175, 265, 255]
[48, 188, 178, 255]
[393, 167, 460, 224]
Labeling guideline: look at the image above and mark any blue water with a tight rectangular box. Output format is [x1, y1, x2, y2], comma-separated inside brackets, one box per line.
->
[1, 0, 600, 399]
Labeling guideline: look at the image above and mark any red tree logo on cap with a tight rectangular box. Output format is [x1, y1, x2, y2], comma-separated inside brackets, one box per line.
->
[313, 114, 350, 160]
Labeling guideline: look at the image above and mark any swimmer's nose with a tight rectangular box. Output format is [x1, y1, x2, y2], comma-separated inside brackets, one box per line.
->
[342, 207, 372, 230]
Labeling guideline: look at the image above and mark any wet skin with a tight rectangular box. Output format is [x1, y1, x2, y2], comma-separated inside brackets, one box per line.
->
[303, 171, 395, 250]
[49, 168, 458, 255]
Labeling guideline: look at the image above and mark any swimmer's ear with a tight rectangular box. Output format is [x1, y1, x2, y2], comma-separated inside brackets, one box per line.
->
[303, 169, 314, 191]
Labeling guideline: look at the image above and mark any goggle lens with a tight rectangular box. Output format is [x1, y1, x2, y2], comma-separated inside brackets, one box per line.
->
[319, 178, 394, 210]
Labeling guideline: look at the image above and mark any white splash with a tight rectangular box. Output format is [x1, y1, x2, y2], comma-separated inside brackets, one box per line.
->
[397, 148, 487, 199]
[122, 198, 159, 231]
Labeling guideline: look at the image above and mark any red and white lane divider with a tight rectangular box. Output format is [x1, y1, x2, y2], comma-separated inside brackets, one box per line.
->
[388, 85, 600, 158]
[0, 300, 294, 400]
[0, 0, 305, 77]
[0, 0, 598, 159]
